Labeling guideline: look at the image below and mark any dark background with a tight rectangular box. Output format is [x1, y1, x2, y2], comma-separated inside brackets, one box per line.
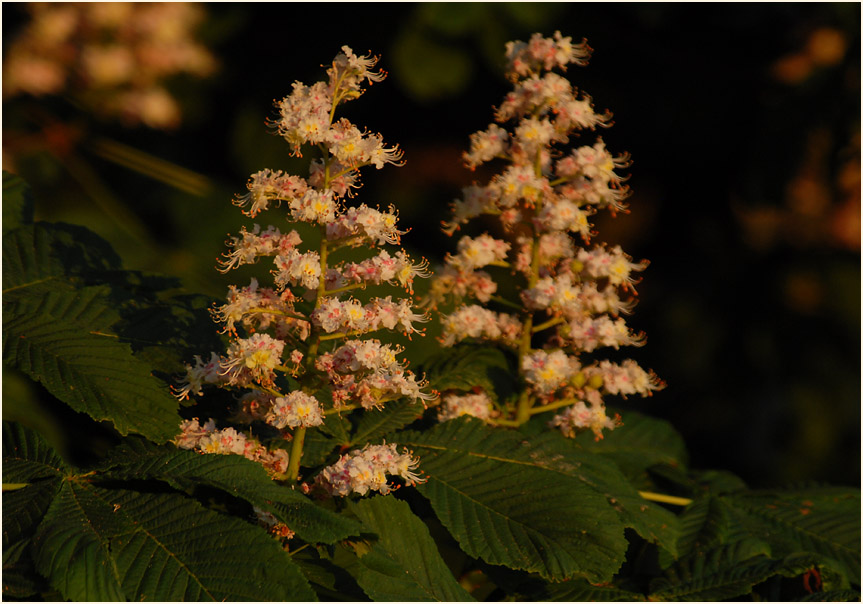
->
[3, 3, 860, 487]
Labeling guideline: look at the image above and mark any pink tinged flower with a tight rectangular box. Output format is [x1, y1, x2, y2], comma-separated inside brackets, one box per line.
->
[447, 234, 510, 271]
[309, 159, 358, 198]
[555, 95, 612, 131]
[266, 391, 324, 429]
[220, 333, 285, 386]
[566, 316, 645, 352]
[273, 249, 322, 290]
[589, 359, 663, 397]
[522, 349, 580, 395]
[328, 339, 401, 373]
[173, 352, 225, 400]
[316, 443, 425, 497]
[504, 31, 591, 79]
[536, 199, 591, 237]
[438, 392, 494, 422]
[174, 417, 216, 449]
[576, 245, 648, 290]
[440, 305, 522, 347]
[233, 169, 309, 218]
[328, 45, 385, 96]
[276, 80, 332, 151]
[550, 401, 618, 440]
[514, 117, 555, 154]
[464, 123, 510, 169]
[493, 165, 548, 208]
[198, 426, 247, 455]
[443, 185, 498, 234]
[218, 224, 302, 272]
[326, 204, 404, 245]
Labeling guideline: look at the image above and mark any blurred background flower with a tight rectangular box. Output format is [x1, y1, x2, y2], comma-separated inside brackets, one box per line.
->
[2, 2, 859, 487]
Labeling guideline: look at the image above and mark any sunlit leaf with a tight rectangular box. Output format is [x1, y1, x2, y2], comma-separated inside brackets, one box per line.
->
[395, 418, 628, 582]
[346, 496, 474, 601]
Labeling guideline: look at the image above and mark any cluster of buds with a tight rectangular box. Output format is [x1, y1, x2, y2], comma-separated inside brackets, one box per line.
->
[431, 32, 663, 439]
[174, 47, 431, 494]
[2, 2, 216, 128]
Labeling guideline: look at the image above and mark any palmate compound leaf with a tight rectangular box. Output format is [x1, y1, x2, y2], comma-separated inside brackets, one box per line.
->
[649, 539, 847, 601]
[723, 487, 861, 585]
[3, 421, 65, 590]
[33, 482, 316, 602]
[101, 439, 362, 544]
[519, 430, 679, 558]
[342, 496, 474, 601]
[570, 409, 689, 479]
[3, 223, 180, 443]
[3, 423, 315, 601]
[393, 417, 628, 583]
[349, 399, 427, 446]
[2, 292, 180, 443]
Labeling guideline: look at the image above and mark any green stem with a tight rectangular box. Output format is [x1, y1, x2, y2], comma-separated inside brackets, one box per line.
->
[638, 491, 693, 506]
[489, 295, 522, 311]
[319, 329, 371, 342]
[286, 427, 307, 482]
[321, 282, 366, 297]
[532, 316, 565, 334]
[3, 483, 29, 491]
[515, 203, 543, 425]
[528, 397, 579, 415]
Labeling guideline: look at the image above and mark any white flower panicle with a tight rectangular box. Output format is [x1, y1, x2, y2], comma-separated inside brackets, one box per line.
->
[431, 32, 663, 440]
[317, 443, 425, 496]
[174, 47, 431, 492]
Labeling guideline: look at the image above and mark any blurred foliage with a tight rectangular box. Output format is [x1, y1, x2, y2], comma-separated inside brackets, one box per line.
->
[2, 3, 859, 487]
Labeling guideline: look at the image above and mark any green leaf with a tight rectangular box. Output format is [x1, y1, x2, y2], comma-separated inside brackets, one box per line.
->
[33, 481, 128, 601]
[573, 409, 689, 477]
[3, 479, 61, 546]
[3, 305, 180, 443]
[34, 482, 316, 601]
[394, 418, 628, 582]
[538, 577, 647, 601]
[525, 430, 679, 558]
[3, 538, 46, 599]
[2, 421, 68, 483]
[650, 541, 840, 601]
[673, 496, 733, 559]
[723, 487, 861, 584]
[3, 224, 180, 443]
[3, 223, 120, 296]
[422, 343, 515, 404]
[347, 496, 474, 601]
[2, 172, 34, 233]
[800, 589, 862, 601]
[350, 400, 425, 446]
[302, 427, 342, 467]
[102, 440, 362, 544]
